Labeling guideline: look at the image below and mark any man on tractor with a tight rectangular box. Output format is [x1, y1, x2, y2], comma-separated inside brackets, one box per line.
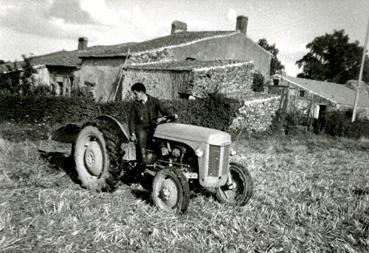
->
[128, 82, 178, 168]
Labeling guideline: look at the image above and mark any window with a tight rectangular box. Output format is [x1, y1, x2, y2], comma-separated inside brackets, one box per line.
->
[273, 78, 280, 86]
[299, 90, 306, 97]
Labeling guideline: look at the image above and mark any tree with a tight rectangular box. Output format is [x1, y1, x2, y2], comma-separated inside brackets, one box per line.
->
[0, 55, 38, 96]
[296, 30, 369, 84]
[258, 38, 285, 75]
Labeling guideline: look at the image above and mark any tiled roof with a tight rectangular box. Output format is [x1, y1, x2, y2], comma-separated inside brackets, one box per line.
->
[125, 60, 251, 71]
[28, 43, 135, 67]
[0, 51, 81, 72]
[29, 50, 81, 67]
[281, 75, 369, 108]
[80, 31, 239, 58]
[0, 42, 136, 71]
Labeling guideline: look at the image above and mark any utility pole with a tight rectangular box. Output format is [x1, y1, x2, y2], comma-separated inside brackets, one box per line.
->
[352, 17, 369, 122]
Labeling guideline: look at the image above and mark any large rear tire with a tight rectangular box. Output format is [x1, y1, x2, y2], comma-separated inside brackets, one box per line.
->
[151, 169, 190, 213]
[215, 162, 253, 206]
[74, 121, 124, 192]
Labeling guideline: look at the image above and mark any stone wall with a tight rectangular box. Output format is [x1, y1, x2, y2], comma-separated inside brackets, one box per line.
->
[191, 63, 254, 99]
[230, 95, 281, 133]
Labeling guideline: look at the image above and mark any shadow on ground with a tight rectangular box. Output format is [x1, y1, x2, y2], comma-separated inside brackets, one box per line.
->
[38, 150, 80, 185]
[38, 150, 154, 204]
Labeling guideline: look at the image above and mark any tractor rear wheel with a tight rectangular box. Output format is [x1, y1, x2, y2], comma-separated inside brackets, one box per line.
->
[74, 122, 123, 192]
[215, 162, 253, 206]
[151, 169, 190, 213]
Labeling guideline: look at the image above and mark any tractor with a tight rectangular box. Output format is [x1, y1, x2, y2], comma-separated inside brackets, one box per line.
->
[52, 114, 253, 213]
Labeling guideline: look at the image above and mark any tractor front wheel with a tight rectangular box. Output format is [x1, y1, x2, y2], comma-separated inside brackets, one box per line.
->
[215, 162, 253, 206]
[151, 169, 190, 213]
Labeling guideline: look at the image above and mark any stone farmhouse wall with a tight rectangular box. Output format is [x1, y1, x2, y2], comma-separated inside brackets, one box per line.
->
[191, 63, 254, 99]
[121, 62, 255, 100]
[230, 95, 281, 133]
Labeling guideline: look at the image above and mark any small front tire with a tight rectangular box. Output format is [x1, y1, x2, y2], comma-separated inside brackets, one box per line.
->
[151, 169, 190, 213]
[215, 162, 253, 206]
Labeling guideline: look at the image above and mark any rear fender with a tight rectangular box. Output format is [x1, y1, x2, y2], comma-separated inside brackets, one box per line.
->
[51, 115, 130, 144]
[96, 115, 130, 143]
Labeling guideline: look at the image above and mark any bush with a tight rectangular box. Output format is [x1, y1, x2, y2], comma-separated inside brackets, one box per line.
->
[272, 109, 369, 138]
[173, 93, 241, 131]
[33, 85, 52, 97]
[317, 110, 369, 138]
[251, 71, 265, 92]
[271, 109, 308, 135]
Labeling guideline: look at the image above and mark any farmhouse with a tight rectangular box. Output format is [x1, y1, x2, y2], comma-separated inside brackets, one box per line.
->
[270, 75, 369, 119]
[78, 16, 272, 102]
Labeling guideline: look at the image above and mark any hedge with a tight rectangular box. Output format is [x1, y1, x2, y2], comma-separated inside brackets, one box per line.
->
[0, 94, 240, 132]
[314, 109, 369, 138]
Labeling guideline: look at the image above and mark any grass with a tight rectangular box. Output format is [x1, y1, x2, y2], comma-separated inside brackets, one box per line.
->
[0, 124, 368, 252]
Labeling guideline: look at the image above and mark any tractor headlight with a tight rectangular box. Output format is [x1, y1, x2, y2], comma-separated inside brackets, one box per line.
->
[195, 148, 204, 157]
[172, 148, 181, 158]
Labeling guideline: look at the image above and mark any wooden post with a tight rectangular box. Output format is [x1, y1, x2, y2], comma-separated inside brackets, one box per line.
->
[112, 48, 130, 101]
[352, 17, 369, 122]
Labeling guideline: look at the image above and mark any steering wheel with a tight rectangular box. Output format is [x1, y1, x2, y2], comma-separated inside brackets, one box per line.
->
[156, 115, 177, 125]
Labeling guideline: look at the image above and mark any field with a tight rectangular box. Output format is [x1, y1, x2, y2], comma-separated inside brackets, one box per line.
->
[0, 124, 369, 252]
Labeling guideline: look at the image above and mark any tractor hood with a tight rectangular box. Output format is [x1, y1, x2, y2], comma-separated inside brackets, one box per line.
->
[154, 123, 231, 146]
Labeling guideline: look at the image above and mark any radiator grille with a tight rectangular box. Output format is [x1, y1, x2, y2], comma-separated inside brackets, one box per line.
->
[208, 145, 220, 177]
[222, 145, 230, 175]
[208, 145, 229, 177]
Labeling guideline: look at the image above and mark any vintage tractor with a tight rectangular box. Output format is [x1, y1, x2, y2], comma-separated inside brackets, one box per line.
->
[52, 115, 253, 213]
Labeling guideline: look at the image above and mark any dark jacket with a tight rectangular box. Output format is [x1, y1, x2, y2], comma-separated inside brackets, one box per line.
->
[128, 95, 173, 134]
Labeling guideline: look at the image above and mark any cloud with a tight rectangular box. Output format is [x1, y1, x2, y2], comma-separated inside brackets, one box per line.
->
[79, 0, 118, 25]
[0, 0, 174, 56]
[48, 0, 96, 24]
[0, 0, 83, 39]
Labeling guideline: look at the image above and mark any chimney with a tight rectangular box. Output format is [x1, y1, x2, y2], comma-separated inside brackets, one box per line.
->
[236, 16, 248, 35]
[78, 37, 88, 50]
[171, 21, 187, 34]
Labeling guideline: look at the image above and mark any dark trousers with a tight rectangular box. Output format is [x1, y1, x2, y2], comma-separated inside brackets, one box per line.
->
[135, 127, 154, 164]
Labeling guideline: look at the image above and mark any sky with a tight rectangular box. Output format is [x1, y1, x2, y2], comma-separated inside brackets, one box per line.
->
[0, 0, 368, 76]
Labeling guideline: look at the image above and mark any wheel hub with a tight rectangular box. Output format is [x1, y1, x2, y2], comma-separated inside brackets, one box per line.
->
[85, 150, 96, 167]
[159, 178, 178, 207]
[84, 140, 104, 176]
